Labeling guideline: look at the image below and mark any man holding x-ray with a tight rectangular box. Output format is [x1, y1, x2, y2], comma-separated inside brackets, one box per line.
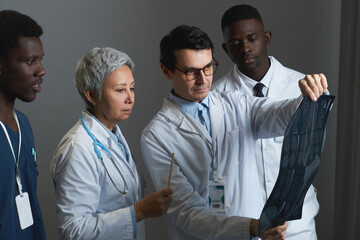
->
[211, 5, 318, 239]
[141, 25, 328, 240]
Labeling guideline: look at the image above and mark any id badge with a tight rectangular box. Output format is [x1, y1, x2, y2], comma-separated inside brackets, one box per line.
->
[15, 192, 34, 230]
[208, 180, 226, 212]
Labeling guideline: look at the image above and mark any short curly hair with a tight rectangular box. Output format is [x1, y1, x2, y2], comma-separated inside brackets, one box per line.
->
[221, 5, 263, 32]
[0, 10, 43, 58]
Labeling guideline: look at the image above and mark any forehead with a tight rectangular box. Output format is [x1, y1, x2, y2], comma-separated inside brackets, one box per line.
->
[223, 19, 264, 39]
[7, 36, 44, 60]
[175, 49, 213, 68]
[105, 65, 134, 85]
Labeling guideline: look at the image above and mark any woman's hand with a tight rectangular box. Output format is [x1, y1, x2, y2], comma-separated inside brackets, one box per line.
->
[134, 186, 173, 222]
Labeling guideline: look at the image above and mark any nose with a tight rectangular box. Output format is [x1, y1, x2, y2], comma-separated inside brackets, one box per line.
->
[35, 62, 46, 77]
[126, 90, 135, 104]
[195, 70, 207, 84]
[243, 41, 252, 53]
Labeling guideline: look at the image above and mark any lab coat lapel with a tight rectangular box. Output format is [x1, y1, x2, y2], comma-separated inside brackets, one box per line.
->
[81, 111, 135, 177]
[81, 111, 110, 148]
[105, 128, 138, 180]
[113, 126, 139, 177]
[113, 125, 141, 192]
[230, 65, 247, 93]
[113, 126, 130, 161]
[163, 98, 211, 140]
[229, 65, 255, 95]
[267, 58, 288, 98]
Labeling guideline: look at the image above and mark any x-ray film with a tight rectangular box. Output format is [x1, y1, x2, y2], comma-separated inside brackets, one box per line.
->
[258, 95, 335, 236]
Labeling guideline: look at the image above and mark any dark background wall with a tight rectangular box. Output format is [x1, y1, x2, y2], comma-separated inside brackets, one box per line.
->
[0, 1, 341, 239]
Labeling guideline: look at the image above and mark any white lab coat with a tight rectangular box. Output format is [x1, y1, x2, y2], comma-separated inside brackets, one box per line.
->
[212, 57, 318, 239]
[141, 91, 302, 240]
[50, 110, 144, 240]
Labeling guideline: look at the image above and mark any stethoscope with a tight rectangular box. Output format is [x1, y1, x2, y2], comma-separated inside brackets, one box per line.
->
[80, 113, 129, 195]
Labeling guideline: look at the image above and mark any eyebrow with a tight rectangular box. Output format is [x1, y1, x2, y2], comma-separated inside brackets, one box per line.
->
[24, 54, 42, 60]
[246, 32, 258, 38]
[181, 60, 214, 70]
[29, 51, 45, 58]
[116, 81, 135, 86]
[229, 32, 258, 41]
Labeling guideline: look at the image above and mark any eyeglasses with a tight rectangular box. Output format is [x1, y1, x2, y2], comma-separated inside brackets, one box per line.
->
[175, 59, 219, 81]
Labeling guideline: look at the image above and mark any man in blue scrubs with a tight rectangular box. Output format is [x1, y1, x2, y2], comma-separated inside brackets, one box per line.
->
[0, 10, 46, 239]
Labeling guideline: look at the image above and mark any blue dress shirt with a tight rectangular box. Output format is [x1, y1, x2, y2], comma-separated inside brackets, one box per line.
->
[170, 91, 211, 136]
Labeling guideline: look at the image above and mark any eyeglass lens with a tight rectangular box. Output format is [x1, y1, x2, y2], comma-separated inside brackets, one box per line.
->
[186, 63, 217, 80]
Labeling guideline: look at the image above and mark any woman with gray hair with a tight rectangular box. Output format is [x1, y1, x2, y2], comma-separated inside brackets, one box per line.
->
[50, 47, 173, 240]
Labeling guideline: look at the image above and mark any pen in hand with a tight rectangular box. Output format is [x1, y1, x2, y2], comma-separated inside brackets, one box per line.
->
[167, 153, 175, 187]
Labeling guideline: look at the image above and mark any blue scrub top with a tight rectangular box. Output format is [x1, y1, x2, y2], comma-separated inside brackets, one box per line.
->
[0, 109, 46, 239]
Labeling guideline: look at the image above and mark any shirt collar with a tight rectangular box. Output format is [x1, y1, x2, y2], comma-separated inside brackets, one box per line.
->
[169, 90, 210, 117]
[235, 57, 274, 92]
[85, 110, 120, 144]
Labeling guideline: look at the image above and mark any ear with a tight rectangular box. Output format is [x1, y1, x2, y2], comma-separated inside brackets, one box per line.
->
[160, 63, 173, 80]
[222, 43, 229, 55]
[265, 31, 272, 47]
[83, 90, 97, 105]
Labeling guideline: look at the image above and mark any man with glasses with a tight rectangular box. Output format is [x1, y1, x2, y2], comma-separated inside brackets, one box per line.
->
[141, 25, 327, 240]
[212, 5, 318, 239]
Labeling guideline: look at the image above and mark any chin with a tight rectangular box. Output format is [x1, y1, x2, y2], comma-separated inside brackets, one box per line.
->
[18, 95, 37, 103]
[119, 115, 131, 121]
[196, 93, 208, 102]
[193, 97, 206, 103]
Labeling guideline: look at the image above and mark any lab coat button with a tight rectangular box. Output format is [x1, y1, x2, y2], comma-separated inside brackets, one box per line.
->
[218, 175, 223, 180]
[226, 203, 231, 208]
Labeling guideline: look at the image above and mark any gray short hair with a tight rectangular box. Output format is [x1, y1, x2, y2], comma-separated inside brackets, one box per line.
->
[75, 47, 134, 110]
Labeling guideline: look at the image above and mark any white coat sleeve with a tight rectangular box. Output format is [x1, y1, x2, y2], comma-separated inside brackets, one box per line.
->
[52, 141, 135, 240]
[249, 95, 303, 139]
[141, 132, 252, 240]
